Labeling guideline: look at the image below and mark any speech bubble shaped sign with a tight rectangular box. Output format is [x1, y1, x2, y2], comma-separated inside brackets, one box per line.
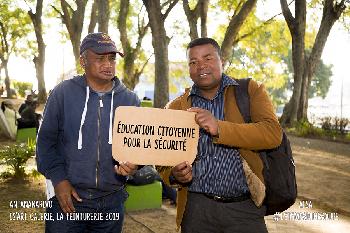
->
[112, 106, 199, 166]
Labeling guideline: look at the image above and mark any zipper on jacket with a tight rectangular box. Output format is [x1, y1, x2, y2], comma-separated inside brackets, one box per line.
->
[96, 96, 103, 188]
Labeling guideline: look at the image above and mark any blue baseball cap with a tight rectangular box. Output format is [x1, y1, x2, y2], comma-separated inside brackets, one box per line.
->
[80, 32, 124, 57]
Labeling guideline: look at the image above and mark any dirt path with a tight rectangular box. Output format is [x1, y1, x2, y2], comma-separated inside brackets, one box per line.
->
[0, 135, 349, 233]
[289, 135, 350, 216]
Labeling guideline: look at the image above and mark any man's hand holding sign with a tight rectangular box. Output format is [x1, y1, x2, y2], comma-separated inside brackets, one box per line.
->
[112, 107, 199, 170]
[187, 107, 219, 136]
[115, 161, 138, 176]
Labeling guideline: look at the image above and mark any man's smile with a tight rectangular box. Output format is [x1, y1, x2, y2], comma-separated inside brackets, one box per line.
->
[199, 72, 211, 78]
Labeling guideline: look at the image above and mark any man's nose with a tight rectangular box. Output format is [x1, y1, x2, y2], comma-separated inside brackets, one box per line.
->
[198, 61, 207, 69]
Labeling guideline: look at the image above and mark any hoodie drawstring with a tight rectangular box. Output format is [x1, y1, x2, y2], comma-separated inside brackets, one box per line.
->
[108, 90, 115, 144]
[78, 86, 90, 149]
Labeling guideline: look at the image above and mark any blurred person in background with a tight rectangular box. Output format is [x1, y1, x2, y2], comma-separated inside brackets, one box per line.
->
[18, 94, 34, 114]
[1, 99, 20, 137]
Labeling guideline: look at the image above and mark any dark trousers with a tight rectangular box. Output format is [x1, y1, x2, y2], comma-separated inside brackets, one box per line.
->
[181, 192, 268, 233]
[45, 190, 128, 233]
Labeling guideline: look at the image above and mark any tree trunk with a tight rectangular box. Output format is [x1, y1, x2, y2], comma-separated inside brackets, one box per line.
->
[88, 0, 98, 33]
[143, 0, 169, 108]
[221, 0, 257, 64]
[199, 0, 209, 37]
[3, 60, 11, 98]
[118, 0, 134, 89]
[143, 0, 178, 108]
[183, 0, 209, 40]
[97, 0, 110, 33]
[297, 60, 309, 121]
[297, 0, 345, 120]
[279, 0, 306, 126]
[118, 0, 149, 90]
[0, 22, 11, 97]
[33, 53, 47, 103]
[123, 55, 137, 89]
[28, 0, 47, 103]
[280, 35, 306, 125]
[183, 0, 199, 40]
[72, 38, 81, 69]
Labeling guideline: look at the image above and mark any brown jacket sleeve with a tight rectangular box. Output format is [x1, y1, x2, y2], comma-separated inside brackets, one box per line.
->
[215, 80, 282, 150]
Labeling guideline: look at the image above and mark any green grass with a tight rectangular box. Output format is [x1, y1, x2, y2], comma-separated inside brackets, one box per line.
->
[286, 120, 350, 143]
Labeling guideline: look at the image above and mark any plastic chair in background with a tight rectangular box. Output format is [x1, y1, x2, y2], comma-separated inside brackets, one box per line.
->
[16, 127, 37, 142]
[141, 99, 153, 107]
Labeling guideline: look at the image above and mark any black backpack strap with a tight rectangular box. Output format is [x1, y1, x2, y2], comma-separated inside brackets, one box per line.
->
[234, 78, 251, 123]
[234, 78, 271, 168]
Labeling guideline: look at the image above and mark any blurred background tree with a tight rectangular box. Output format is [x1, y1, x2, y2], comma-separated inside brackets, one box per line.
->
[0, 1, 32, 98]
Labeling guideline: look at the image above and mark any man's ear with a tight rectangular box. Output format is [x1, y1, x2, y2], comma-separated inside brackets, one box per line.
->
[79, 56, 86, 68]
[220, 57, 225, 69]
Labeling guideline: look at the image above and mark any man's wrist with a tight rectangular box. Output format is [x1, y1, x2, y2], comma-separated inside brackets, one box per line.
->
[212, 132, 220, 143]
[169, 175, 177, 185]
[169, 175, 182, 188]
[212, 123, 220, 142]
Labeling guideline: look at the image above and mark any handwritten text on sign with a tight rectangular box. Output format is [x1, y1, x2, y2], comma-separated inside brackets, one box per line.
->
[112, 107, 199, 166]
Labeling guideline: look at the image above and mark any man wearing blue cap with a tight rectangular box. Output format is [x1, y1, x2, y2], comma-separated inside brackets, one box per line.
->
[36, 32, 140, 232]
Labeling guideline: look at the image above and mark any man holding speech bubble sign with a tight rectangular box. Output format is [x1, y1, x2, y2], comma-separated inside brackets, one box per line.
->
[36, 32, 140, 233]
[158, 38, 282, 232]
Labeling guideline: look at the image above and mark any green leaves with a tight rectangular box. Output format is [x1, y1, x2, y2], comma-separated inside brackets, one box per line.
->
[12, 81, 33, 98]
[0, 2, 32, 59]
[0, 139, 36, 178]
[224, 19, 291, 91]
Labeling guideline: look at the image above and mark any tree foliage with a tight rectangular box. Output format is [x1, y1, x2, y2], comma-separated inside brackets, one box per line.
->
[218, 0, 258, 65]
[12, 80, 33, 98]
[224, 19, 291, 88]
[0, 1, 32, 97]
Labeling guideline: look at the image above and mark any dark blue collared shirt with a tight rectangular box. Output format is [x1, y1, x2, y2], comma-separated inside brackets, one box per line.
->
[188, 74, 249, 197]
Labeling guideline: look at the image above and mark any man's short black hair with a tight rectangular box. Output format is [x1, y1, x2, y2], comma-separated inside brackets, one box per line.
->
[187, 37, 221, 57]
